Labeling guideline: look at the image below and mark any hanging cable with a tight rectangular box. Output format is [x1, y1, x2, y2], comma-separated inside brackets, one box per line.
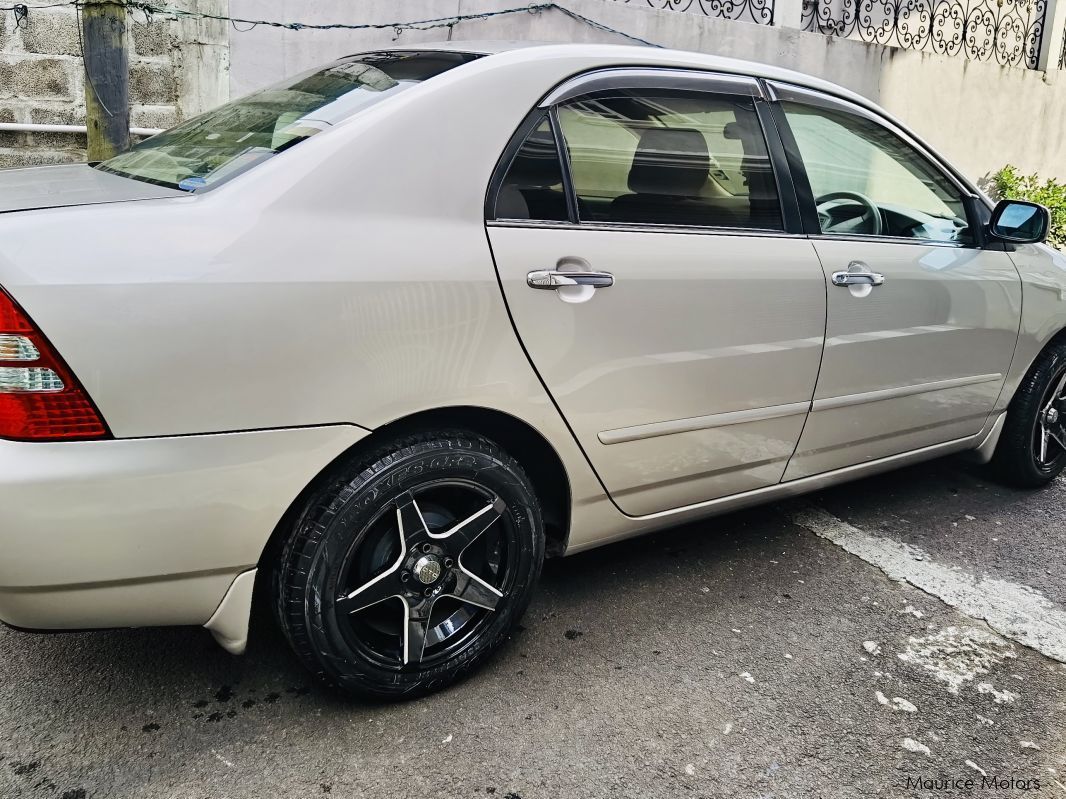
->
[0, 1, 660, 46]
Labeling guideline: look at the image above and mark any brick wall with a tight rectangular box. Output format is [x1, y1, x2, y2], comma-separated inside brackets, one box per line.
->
[0, 2, 229, 168]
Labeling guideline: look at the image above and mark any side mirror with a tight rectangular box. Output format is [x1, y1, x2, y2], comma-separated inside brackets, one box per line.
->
[989, 199, 1050, 244]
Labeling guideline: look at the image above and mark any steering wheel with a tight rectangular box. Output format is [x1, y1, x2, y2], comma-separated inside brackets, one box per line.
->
[815, 191, 883, 237]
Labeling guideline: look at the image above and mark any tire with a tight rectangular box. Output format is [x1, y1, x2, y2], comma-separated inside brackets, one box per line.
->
[272, 430, 544, 700]
[990, 340, 1066, 488]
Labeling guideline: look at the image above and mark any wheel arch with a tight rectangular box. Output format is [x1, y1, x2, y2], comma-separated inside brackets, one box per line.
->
[256, 406, 572, 579]
[1001, 324, 1066, 411]
[1044, 324, 1066, 351]
[975, 327, 1066, 465]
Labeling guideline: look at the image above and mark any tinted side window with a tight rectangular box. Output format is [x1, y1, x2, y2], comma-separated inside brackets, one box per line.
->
[781, 102, 971, 244]
[493, 116, 569, 222]
[556, 89, 782, 230]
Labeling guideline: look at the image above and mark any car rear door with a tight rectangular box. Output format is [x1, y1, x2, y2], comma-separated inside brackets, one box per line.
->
[486, 69, 827, 516]
[767, 83, 1022, 480]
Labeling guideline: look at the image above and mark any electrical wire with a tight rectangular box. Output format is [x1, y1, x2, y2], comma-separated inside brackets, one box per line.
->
[0, 1, 660, 46]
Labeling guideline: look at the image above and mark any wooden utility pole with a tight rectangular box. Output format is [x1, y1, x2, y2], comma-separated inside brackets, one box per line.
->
[81, 0, 130, 161]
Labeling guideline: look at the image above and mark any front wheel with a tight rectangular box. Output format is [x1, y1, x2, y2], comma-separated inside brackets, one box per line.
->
[990, 340, 1066, 487]
[273, 431, 544, 700]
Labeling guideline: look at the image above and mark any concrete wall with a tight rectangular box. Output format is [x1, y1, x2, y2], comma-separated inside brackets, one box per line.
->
[0, 1, 228, 167]
[228, 0, 1066, 184]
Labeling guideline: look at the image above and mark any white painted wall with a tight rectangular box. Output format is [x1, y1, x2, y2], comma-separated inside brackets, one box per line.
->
[229, 0, 1066, 183]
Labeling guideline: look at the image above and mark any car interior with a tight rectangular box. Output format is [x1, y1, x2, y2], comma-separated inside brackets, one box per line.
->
[493, 120, 571, 222]
[495, 90, 782, 230]
[783, 101, 973, 243]
[496, 89, 975, 246]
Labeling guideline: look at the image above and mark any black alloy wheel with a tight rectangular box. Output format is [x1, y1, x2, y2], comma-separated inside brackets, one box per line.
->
[1032, 368, 1066, 474]
[991, 340, 1066, 487]
[273, 430, 545, 700]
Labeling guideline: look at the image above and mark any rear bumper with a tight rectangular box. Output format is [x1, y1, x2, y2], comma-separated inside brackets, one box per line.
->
[0, 425, 366, 630]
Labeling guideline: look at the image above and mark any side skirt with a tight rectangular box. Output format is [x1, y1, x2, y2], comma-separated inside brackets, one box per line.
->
[565, 430, 988, 554]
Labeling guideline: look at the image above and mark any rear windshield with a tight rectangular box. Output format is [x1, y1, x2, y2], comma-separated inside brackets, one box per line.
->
[96, 51, 480, 192]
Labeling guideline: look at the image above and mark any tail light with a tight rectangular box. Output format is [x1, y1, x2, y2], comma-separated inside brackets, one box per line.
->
[0, 287, 109, 441]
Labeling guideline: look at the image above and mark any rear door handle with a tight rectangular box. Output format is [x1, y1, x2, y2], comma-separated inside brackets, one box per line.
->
[527, 270, 615, 289]
[832, 271, 885, 287]
[832, 261, 885, 287]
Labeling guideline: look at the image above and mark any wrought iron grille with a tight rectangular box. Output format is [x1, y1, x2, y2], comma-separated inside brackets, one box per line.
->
[802, 0, 1047, 68]
[610, 0, 775, 27]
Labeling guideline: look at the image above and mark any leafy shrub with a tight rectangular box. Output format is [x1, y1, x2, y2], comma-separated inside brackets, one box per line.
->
[992, 165, 1066, 250]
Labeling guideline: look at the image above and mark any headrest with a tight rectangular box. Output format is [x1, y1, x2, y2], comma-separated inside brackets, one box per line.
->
[628, 128, 709, 197]
[495, 184, 530, 219]
[509, 129, 563, 190]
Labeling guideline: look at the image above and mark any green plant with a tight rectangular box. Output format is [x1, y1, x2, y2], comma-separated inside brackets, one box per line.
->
[992, 164, 1066, 250]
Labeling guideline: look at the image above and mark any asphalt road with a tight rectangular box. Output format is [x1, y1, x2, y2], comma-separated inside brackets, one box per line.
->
[1, 456, 1064, 799]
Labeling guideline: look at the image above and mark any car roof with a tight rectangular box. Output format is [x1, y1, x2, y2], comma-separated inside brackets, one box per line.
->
[371, 40, 553, 55]
[373, 41, 871, 108]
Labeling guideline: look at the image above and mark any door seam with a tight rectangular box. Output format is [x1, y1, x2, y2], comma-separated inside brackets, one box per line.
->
[780, 238, 829, 482]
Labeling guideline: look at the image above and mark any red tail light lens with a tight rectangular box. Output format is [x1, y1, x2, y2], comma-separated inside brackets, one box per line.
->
[0, 287, 109, 441]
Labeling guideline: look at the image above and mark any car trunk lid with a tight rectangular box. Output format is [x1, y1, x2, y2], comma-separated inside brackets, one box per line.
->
[0, 164, 184, 214]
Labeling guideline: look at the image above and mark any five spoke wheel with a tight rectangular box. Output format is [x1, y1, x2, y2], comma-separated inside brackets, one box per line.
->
[273, 430, 544, 699]
[336, 488, 510, 667]
[990, 341, 1066, 488]
[1036, 370, 1066, 469]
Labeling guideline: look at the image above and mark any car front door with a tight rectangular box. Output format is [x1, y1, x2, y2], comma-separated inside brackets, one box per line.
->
[486, 70, 827, 516]
[769, 83, 1022, 480]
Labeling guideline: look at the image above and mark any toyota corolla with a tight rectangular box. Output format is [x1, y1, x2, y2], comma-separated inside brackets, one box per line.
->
[0, 43, 1061, 699]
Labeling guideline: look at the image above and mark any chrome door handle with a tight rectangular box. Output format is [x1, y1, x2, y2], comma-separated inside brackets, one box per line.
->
[527, 270, 615, 289]
[832, 269, 885, 287]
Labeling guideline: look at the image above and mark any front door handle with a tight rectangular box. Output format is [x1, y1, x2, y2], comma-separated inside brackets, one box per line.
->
[832, 261, 885, 287]
[527, 270, 615, 289]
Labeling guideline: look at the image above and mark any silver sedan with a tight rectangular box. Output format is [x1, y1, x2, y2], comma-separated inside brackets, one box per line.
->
[0, 43, 1060, 699]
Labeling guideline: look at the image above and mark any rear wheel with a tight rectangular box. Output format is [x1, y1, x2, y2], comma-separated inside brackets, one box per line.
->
[990, 341, 1066, 487]
[273, 431, 544, 700]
